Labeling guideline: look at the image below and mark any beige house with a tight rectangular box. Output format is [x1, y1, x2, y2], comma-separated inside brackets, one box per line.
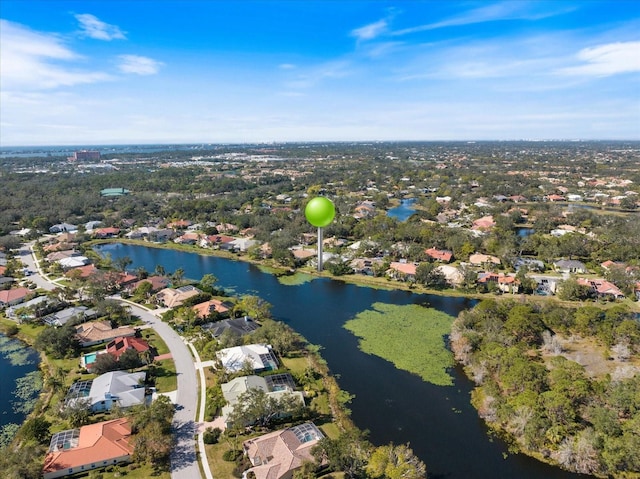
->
[155, 285, 202, 308]
[74, 321, 136, 347]
[243, 423, 324, 479]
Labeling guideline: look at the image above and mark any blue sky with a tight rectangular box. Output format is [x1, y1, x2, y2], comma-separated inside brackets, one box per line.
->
[1, 1, 639, 145]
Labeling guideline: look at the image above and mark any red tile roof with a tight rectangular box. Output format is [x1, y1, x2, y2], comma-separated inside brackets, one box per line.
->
[43, 418, 133, 477]
[425, 247, 453, 262]
[106, 336, 150, 360]
[0, 287, 30, 304]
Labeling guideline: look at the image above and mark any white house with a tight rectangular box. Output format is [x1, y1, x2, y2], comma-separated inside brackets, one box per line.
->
[216, 344, 278, 373]
[66, 371, 147, 413]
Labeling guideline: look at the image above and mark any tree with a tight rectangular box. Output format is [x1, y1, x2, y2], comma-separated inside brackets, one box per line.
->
[119, 348, 143, 370]
[366, 443, 427, 479]
[114, 255, 132, 272]
[171, 267, 185, 287]
[415, 262, 447, 289]
[557, 278, 593, 301]
[226, 388, 303, 429]
[60, 398, 92, 427]
[199, 273, 218, 293]
[20, 417, 51, 444]
[233, 295, 272, 320]
[504, 305, 545, 345]
[91, 352, 119, 374]
[312, 429, 372, 479]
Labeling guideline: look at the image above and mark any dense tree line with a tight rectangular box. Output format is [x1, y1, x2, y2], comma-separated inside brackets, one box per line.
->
[451, 299, 640, 476]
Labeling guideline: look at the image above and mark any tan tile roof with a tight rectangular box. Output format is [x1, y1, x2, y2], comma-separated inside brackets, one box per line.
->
[74, 321, 136, 345]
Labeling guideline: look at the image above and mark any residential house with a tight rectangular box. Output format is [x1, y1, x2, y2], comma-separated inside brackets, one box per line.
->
[192, 299, 231, 319]
[66, 371, 147, 413]
[217, 344, 278, 373]
[202, 316, 261, 338]
[472, 215, 496, 231]
[74, 321, 136, 347]
[229, 237, 259, 252]
[49, 223, 78, 233]
[58, 256, 91, 269]
[6, 295, 49, 320]
[106, 336, 150, 361]
[425, 247, 453, 263]
[554, 260, 588, 274]
[175, 232, 201, 245]
[0, 287, 31, 309]
[545, 194, 566, 202]
[353, 201, 376, 219]
[92, 227, 120, 238]
[349, 257, 383, 276]
[199, 234, 236, 249]
[43, 306, 96, 327]
[530, 275, 562, 295]
[155, 285, 202, 308]
[220, 374, 304, 428]
[65, 264, 99, 279]
[243, 423, 324, 479]
[477, 272, 521, 294]
[167, 219, 192, 230]
[42, 418, 134, 479]
[436, 265, 464, 286]
[577, 278, 625, 300]
[468, 253, 501, 266]
[126, 275, 170, 295]
[388, 261, 418, 281]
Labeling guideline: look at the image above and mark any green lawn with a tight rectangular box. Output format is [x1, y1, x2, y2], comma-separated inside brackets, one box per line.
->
[153, 359, 177, 392]
[344, 302, 456, 386]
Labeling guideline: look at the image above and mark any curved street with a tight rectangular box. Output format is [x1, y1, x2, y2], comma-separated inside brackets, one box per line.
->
[18, 243, 204, 479]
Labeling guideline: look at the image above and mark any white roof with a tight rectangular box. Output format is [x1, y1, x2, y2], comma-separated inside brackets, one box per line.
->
[89, 371, 146, 408]
[216, 344, 277, 373]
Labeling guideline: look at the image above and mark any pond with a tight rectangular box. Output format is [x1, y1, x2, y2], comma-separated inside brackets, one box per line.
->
[95, 243, 587, 479]
[387, 198, 417, 222]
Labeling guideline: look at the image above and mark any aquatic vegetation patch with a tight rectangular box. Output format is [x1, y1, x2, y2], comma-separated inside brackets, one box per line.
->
[0, 423, 20, 448]
[277, 273, 315, 286]
[344, 302, 455, 386]
[0, 335, 36, 367]
[12, 370, 43, 415]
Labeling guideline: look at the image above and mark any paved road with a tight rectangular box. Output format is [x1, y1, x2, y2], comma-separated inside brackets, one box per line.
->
[125, 301, 202, 479]
[19, 243, 203, 479]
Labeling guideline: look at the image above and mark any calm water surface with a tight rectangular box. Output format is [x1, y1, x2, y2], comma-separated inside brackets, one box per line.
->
[0, 333, 41, 443]
[96, 243, 587, 479]
[387, 198, 417, 222]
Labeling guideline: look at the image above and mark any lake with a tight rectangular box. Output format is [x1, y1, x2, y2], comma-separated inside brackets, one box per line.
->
[387, 198, 417, 222]
[95, 243, 587, 478]
[0, 333, 42, 447]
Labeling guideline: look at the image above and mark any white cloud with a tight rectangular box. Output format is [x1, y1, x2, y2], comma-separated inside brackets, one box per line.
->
[279, 63, 296, 70]
[75, 13, 126, 40]
[117, 55, 164, 75]
[351, 19, 388, 41]
[393, 1, 576, 36]
[558, 41, 640, 77]
[0, 19, 112, 90]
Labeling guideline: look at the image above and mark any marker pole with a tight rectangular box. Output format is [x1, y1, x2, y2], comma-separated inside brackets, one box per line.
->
[317, 227, 323, 272]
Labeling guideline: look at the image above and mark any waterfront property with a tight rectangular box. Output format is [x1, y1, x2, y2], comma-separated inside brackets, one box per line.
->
[242, 422, 324, 479]
[65, 371, 147, 412]
[220, 374, 304, 429]
[43, 417, 133, 479]
[217, 344, 278, 373]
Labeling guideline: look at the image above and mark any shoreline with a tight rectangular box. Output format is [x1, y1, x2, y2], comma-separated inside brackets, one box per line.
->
[89, 238, 640, 312]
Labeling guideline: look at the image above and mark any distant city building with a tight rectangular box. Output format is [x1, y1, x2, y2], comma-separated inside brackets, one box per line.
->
[71, 150, 101, 161]
[100, 188, 130, 197]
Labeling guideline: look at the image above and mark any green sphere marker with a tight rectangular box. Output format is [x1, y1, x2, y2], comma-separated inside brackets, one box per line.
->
[305, 196, 335, 271]
[305, 196, 335, 228]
